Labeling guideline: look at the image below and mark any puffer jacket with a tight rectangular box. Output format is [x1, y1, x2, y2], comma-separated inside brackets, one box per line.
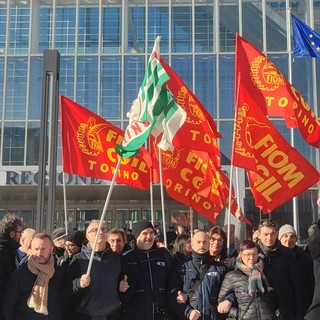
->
[167, 252, 230, 320]
[218, 268, 276, 320]
[120, 244, 174, 320]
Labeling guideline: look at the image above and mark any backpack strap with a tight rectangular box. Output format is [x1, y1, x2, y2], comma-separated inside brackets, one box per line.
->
[187, 264, 210, 300]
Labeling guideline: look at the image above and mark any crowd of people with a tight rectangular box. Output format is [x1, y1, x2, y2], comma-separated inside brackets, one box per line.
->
[0, 213, 319, 320]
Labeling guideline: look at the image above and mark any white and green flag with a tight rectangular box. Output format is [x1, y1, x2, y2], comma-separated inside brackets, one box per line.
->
[116, 37, 186, 158]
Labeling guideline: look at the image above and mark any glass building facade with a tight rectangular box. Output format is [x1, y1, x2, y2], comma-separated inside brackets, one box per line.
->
[0, 0, 319, 240]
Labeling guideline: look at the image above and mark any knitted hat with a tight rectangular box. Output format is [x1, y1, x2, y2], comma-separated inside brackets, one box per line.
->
[65, 230, 86, 248]
[278, 224, 296, 240]
[51, 227, 66, 242]
[132, 220, 154, 238]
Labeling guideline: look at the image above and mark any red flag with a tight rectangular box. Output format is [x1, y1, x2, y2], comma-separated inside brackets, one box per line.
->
[236, 34, 320, 148]
[232, 83, 320, 213]
[60, 95, 151, 190]
[160, 58, 222, 165]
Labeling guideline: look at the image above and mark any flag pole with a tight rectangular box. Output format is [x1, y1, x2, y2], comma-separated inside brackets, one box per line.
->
[62, 172, 68, 234]
[189, 207, 194, 236]
[158, 148, 168, 248]
[287, 7, 299, 234]
[148, 137, 155, 225]
[86, 157, 121, 275]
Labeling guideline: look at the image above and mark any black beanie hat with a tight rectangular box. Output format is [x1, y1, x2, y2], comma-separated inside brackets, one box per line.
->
[132, 220, 154, 238]
[65, 230, 86, 248]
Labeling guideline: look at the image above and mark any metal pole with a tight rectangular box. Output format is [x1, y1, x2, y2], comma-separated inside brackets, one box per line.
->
[36, 50, 60, 233]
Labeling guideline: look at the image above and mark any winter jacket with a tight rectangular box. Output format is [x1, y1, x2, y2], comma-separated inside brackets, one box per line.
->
[304, 220, 320, 320]
[167, 252, 230, 320]
[293, 245, 314, 316]
[218, 268, 276, 320]
[67, 243, 121, 318]
[3, 257, 66, 320]
[0, 233, 20, 320]
[258, 240, 302, 320]
[120, 244, 174, 320]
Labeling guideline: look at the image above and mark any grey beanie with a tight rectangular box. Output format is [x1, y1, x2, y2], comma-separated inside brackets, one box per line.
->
[278, 224, 296, 240]
[132, 220, 154, 238]
[51, 227, 66, 242]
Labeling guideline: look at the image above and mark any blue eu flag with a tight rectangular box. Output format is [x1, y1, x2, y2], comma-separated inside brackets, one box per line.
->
[292, 14, 320, 58]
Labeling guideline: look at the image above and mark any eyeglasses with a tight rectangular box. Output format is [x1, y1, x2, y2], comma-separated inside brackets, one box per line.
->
[87, 227, 107, 234]
[242, 253, 258, 258]
[258, 219, 277, 229]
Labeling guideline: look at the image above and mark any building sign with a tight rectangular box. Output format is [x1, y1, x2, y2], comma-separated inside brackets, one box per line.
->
[1, 171, 110, 186]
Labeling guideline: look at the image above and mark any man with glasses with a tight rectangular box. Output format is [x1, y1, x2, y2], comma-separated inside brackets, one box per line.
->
[0, 213, 23, 320]
[257, 219, 302, 320]
[67, 220, 121, 320]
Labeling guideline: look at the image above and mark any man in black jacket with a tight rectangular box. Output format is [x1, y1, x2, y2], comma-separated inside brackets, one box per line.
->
[0, 214, 23, 320]
[67, 220, 121, 320]
[119, 220, 173, 320]
[304, 219, 320, 320]
[167, 230, 231, 320]
[257, 219, 302, 320]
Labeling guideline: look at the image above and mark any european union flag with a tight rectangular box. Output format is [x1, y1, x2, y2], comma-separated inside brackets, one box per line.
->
[292, 14, 320, 58]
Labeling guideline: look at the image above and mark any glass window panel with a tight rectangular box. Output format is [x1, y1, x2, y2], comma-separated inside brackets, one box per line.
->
[102, 4, 121, 54]
[147, 6, 169, 53]
[76, 56, 98, 112]
[218, 120, 233, 165]
[266, 1, 287, 51]
[9, 5, 30, 54]
[219, 54, 235, 119]
[55, 7, 76, 54]
[172, 5, 191, 53]
[195, 3, 214, 53]
[5, 57, 28, 120]
[123, 55, 145, 113]
[242, 1, 263, 50]
[195, 55, 216, 118]
[28, 56, 42, 120]
[39, 5, 53, 53]
[101, 56, 121, 119]
[0, 6, 7, 54]
[60, 56, 75, 98]
[219, 0, 238, 52]
[78, 7, 99, 54]
[3, 122, 25, 166]
[128, 5, 145, 53]
[26, 122, 40, 165]
[0, 57, 4, 118]
[171, 55, 192, 89]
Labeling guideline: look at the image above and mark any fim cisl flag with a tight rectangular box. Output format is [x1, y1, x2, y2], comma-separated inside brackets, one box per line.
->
[115, 37, 186, 158]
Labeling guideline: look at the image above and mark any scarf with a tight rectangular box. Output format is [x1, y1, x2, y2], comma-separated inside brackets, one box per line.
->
[27, 254, 55, 315]
[235, 257, 272, 296]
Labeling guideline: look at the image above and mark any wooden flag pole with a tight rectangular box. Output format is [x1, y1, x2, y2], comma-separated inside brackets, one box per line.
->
[86, 157, 121, 275]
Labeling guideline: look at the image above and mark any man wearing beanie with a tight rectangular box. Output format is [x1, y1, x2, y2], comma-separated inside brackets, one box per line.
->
[278, 224, 314, 317]
[167, 230, 232, 320]
[256, 219, 303, 320]
[119, 220, 174, 320]
[51, 227, 66, 259]
[58, 230, 86, 267]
